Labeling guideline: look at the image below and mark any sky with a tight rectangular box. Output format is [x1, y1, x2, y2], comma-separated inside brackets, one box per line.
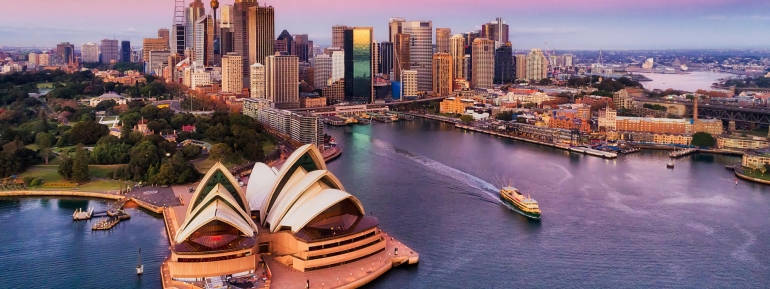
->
[1, 0, 770, 50]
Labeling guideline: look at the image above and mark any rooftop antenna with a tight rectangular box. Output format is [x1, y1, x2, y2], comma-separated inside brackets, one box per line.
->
[174, 0, 186, 26]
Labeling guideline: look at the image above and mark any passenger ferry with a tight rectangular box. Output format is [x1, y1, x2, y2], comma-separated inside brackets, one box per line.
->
[500, 186, 541, 220]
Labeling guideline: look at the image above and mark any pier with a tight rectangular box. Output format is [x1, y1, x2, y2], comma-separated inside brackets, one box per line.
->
[670, 148, 698, 158]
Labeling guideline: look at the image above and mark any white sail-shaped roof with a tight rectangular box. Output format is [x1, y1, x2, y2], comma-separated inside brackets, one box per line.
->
[174, 199, 256, 243]
[260, 144, 326, 223]
[245, 162, 278, 212]
[264, 170, 345, 232]
[187, 162, 249, 216]
[276, 188, 365, 233]
[175, 185, 256, 243]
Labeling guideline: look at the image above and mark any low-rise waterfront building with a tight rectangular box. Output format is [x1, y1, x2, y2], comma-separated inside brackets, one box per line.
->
[440, 97, 476, 114]
[742, 148, 770, 169]
[717, 134, 770, 150]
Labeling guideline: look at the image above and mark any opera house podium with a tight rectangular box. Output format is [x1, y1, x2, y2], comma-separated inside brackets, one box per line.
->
[162, 144, 418, 288]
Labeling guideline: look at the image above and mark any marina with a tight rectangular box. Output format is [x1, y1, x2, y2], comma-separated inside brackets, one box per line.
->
[670, 148, 698, 158]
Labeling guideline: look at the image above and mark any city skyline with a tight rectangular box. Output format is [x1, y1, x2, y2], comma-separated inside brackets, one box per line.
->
[1, 0, 770, 49]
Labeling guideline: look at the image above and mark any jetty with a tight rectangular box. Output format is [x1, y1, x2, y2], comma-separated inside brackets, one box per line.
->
[569, 146, 619, 159]
[670, 148, 698, 158]
[92, 218, 120, 230]
[72, 207, 93, 220]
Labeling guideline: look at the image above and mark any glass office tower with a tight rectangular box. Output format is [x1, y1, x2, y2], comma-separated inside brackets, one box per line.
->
[344, 27, 373, 103]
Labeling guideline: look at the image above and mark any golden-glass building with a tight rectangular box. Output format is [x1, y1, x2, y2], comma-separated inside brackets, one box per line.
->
[432, 53, 453, 96]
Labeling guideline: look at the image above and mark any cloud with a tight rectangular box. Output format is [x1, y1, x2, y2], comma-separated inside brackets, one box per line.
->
[510, 27, 582, 35]
[705, 15, 727, 20]
[745, 15, 770, 21]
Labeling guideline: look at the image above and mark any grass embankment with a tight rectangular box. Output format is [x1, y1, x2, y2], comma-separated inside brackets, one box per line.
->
[745, 128, 769, 138]
[36, 82, 54, 89]
[739, 167, 770, 181]
[18, 164, 132, 192]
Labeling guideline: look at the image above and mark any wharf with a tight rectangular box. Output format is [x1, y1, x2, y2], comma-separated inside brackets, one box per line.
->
[670, 148, 698, 158]
[568, 146, 618, 159]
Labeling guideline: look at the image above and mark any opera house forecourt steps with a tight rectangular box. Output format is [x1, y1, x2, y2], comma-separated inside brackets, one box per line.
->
[161, 144, 418, 288]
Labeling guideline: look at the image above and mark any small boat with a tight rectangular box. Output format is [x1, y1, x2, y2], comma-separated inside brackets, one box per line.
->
[72, 207, 93, 220]
[136, 248, 144, 276]
[667, 161, 675, 168]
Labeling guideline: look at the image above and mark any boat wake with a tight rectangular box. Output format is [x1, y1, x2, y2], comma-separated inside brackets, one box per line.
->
[358, 134, 504, 206]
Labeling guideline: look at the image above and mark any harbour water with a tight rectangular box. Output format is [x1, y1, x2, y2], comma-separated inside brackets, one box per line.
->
[1, 119, 770, 288]
[640, 71, 734, 92]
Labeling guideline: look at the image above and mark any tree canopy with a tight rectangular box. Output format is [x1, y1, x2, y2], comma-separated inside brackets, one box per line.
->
[691, 132, 716, 148]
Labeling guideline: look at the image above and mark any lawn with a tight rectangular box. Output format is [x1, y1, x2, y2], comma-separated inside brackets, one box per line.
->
[36, 82, 54, 89]
[18, 164, 128, 192]
[745, 128, 769, 137]
[740, 167, 770, 181]
[263, 138, 276, 153]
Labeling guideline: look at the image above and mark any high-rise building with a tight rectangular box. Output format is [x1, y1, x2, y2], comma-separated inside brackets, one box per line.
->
[167, 53, 184, 82]
[402, 70, 418, 98]
[494, 42, 514, 84]
[250, 63, 266, 98]
[432, 53, 453, 96]
[142, 38, 169, 63]
[293, 34, 312, 62]
[274, 30, 293, 55]
[401, 20, 433, 92]
[313, 54, 332, 88]
[81, 42, 99, 63]
[464, 54, 471, 81]
[462, 31, 480, 47]
[56, 42, 75, 64]
[222, 53, 243, 93]
[27, 52, 38, 66]
[436, 28, 451, 53]
[221, 5, 233, 28]
[247, 4, 275, 80]
[471, 38, 494, 88]
[393, 33, 410, 81]
[331, 50, 345, 83]
[449, 34, 465, 80]
[121, 41, 131, 62]
[195, 15, 215, 66]
[158, 28, 171, 43]
[564, 54, 574, 67]
[148, 50, 171, 75]
[234, 0, 257, 79]
[265, 55, 299, 109]
[526, 49, 547, 81]
[332, 25, 347, 48]
[388, 17, 405, 43]
[481, 17, 509, 49]
[379, 42, 393, 75]
[171, 25, 186, 55]
[185, 0, 205, 50]
[515, 54, 527, 80]
[39, 53, 50, 66]
[100, 39, 119, 64]
[343, 27, 374, 103]
[371, 41, 379, 75]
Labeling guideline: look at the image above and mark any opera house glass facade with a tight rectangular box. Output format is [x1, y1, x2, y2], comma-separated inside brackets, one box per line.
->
[344, 27, 374, 103]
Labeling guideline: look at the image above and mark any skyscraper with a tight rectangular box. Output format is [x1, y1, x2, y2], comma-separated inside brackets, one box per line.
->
[185, 0, 205, 50]
[494, 42, 514, 84]
[142, 38, 169, 63]
[81, 43, 99, 63]
[219, 4, 234, 55]
[515, 54, 527, 80]
[526, 49, 547, 80]
[379, 42, 393, 75]
[331, 50, 345, 83]
[402, 20, 433, 92]
[313, 54, 332, 88]
[402, 70, 417, 98]
[471, 38, 494, 88]
[158, 28, 171, 43]
[234, 0, 257, 79]
[222, 53, 243, 93]
[393, 33, 410, 81]
[172, 0, 186, 55]
[388, 17, 405, 43]
[274, 30, 293, 55]
[449, 34, 465, 81]
[247, 3, 274, 77]
[250, 63, 265, 98]
[343, 27, 374, 103]
[265, 55, 299, 109]
[436, 28, 451, 53]
[432, 53, 453, 96]
[371, 41, 379, 75]
[195, 15, 214, 66]
[101, 39, 120, 64]
[332, 25, 347, 48]
[481, 17, 509, 49]
[293, 34, 311, 62]
[121, 41, 131, 62]
[56, 42, 75, 64]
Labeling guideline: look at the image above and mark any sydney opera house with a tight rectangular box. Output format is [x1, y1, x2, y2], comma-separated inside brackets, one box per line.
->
[162, 144, 418, 288]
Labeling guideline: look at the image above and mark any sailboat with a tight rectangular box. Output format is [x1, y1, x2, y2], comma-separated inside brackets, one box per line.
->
[136, 248, 144, 276]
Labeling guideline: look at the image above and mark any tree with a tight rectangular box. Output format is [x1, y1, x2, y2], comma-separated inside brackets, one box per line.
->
[0, 152, 20, 178]
[691, 132, 716, 148]
[94, 99, 117, 111]
[71, 144, 90, 183]
[68, 120, 109, 145]
[35, 132, 55, 164]
[538, 78, 552, 86]
[58, 153, 74, 180]
[459, 115, 474, 123]
[209, 143, 232, 161]
[181, 145, 202, 160]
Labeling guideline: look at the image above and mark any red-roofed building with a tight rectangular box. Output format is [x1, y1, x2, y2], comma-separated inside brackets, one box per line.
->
[181, 125, 197, 133]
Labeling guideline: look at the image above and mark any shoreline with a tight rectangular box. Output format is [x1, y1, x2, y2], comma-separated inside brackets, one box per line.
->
[734, 166, 770, 185]
[0, 190, 164, 214]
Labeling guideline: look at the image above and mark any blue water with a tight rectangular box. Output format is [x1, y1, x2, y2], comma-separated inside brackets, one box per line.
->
[2, 118, 770, 288]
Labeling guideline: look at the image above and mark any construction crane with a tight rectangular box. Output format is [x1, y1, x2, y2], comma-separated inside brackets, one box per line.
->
[543, 42, 557, 78]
